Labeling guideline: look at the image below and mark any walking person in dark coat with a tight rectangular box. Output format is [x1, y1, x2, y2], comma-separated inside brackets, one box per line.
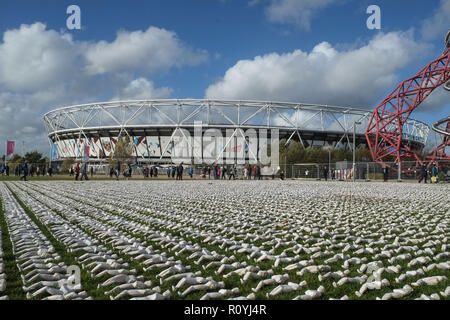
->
[418, 164, 427, 183]
[80, 163, 89, 181]
[382, 165, 389, 182]
[177, 163, 184, 180]
[221, 166, 227, 180]
[323, 166, 328, 181]
[229, 166, 235, 180]
[20, 163, 28, 181]
[213, 164, 218, 180]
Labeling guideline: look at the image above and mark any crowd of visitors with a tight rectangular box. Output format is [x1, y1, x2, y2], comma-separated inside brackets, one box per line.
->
[2, 160, 444, 184]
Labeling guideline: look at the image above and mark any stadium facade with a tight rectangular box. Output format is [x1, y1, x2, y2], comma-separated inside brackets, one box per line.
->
[43, 99, 430, 163]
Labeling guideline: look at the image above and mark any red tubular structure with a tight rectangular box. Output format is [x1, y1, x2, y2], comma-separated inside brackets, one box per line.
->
[365, 45, 450, 167]
[427, 116, 450, 165]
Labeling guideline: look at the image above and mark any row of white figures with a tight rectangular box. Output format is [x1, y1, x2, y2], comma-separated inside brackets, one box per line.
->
[0, 225, 6, 299]
[6, 180, 450, 300]
[7, 183, 166, 300]
[0, 185, 89, 300]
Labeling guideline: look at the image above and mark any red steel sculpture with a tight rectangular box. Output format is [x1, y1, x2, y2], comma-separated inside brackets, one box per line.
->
[366, 31, 450, 167]
[427, 115, 450, 165]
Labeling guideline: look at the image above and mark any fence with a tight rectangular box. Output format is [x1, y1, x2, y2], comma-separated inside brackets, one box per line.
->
[2, 160, 449, 182]
[289, 161, 450, 181]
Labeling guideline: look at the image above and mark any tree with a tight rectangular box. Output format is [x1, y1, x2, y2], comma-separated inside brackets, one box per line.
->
[5, 154, 22, 171]
[8, 154, 23, 163]
[24, 151, 45, 164]
[61, 158, 75, 173]
[279, 143, 374, 165]
[108, 135, 134, 168]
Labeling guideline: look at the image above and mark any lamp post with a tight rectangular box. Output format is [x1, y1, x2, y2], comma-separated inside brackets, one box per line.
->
[324, 145, 332, 180]
[353, 121, 362, 182]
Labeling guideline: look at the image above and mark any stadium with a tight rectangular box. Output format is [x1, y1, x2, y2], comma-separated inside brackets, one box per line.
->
[43, 99, 430, 164]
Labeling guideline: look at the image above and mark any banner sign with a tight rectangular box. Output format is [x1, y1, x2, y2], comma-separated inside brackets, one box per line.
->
[6, 141, 15, 160]
[83, 145, 90, 163]
[51, 143, 59, 161]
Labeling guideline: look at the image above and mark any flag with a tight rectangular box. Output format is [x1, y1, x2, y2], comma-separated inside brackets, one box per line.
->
[51, 144, 58, 161]
[83, 145, 90, 163]
[6, 141, 15, 160]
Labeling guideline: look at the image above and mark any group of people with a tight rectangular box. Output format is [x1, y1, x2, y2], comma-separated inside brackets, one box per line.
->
[143, 166, 158, 178]
[1, 165, 9, 176]
[166, 163, 184, 180]
[107, 162, 132, 181]
[198, 165, 262, 180]
[418, 163, 439, 184]
[381, 163, 440, 183]
[72, 162, 90, 181]
[1, 163, 54, 181]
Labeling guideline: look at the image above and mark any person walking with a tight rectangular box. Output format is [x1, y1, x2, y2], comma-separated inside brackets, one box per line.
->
[80, 163, 89, 181]
[207, 166, 211, 180]
[20, 162, 28, 181]
[188, 167, 194, 179]
[74, 163, 80, 181]
[115, 161, 120, 181]
[323, 166, 328, 181]
[244, 167, 248, 180]
[212, 164, 217, 180]
[177, 163, 184, 180]
[229, 166, 235, 180]
[430, 163, 438, 183]
[5, 165, 9, 176]
[418, 164, 427, 183]
[48, 167, 53, 177]
[90, 166, 94, 178]
[382, 165, 389, 182]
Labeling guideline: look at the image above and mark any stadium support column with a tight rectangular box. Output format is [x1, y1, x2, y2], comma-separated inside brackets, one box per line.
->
[366, 162, 370, 182]
[353, 121, 361, 182]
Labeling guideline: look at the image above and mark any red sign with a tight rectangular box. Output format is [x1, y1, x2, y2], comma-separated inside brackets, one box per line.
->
[6, 141, 15, 160]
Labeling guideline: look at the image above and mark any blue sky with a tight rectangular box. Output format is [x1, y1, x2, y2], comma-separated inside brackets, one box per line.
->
[0, 0, 448, 153]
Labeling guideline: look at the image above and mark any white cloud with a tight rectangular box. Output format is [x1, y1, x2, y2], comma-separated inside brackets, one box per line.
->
[0, 23, 207, 155]
[264, 0, 338, 30]
[112, 78, 172, 100]
[0, 23, 78, 91]
[84, 26, 208, 75]
[206, 31, 428, 109]
[421, 0, 450, 41]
